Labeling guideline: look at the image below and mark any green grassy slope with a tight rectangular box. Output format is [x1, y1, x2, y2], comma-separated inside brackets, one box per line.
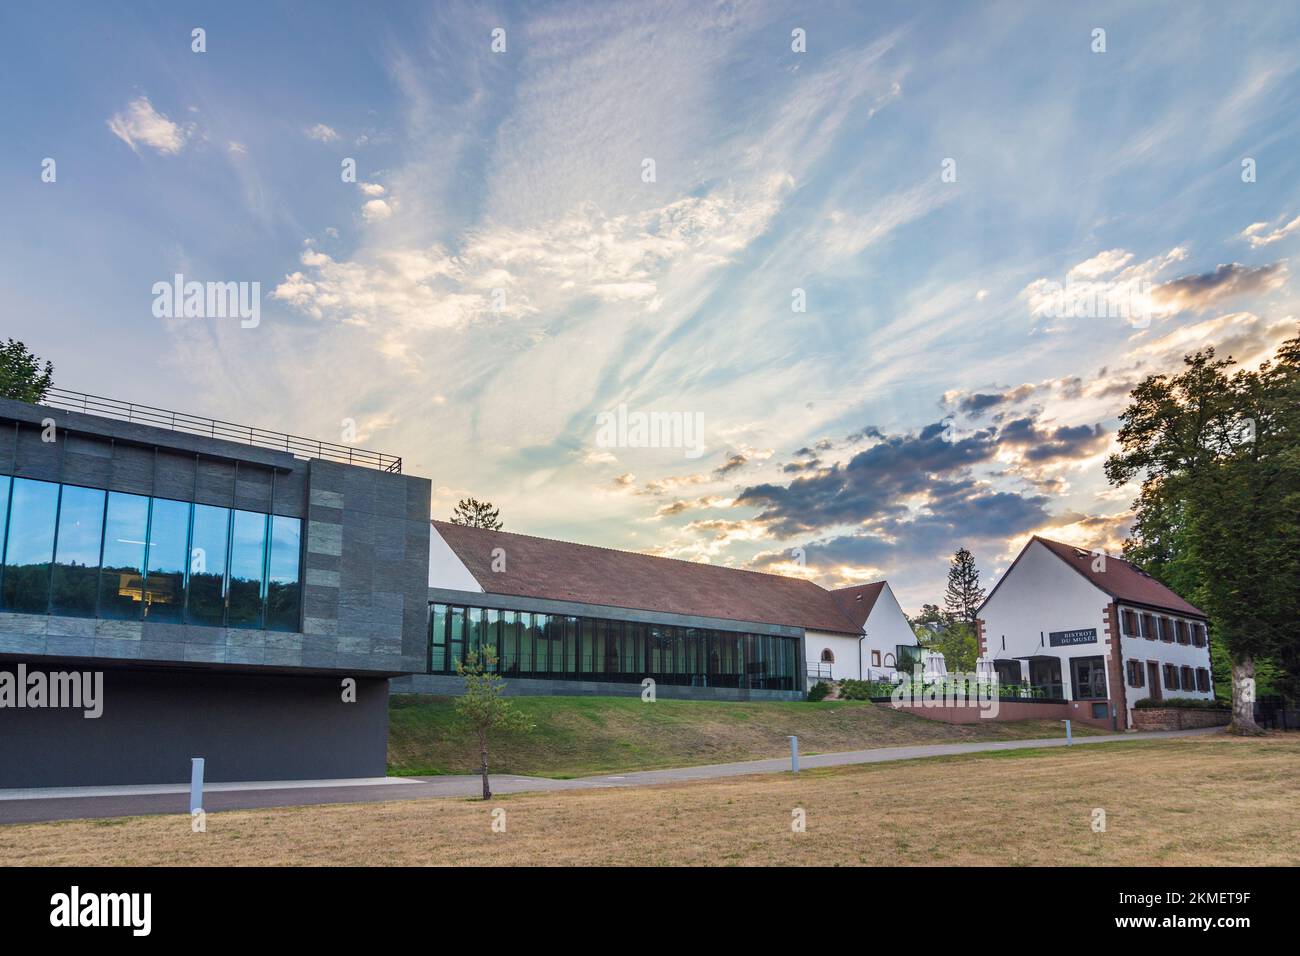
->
[387, 695, 1104, 778]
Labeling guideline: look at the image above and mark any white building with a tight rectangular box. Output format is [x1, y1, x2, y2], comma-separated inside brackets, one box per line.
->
[804, 581, 919, 683]
[978, 536, 1214, 730]
[421, 521, 917, 698]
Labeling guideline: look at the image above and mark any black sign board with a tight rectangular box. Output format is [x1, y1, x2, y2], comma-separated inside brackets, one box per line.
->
[1049, 628, 1097, 647]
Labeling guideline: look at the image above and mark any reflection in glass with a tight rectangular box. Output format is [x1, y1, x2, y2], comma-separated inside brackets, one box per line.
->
[425, 604, 801, 691]
[467, 607, 484, 659]
[483, 608, 500, 671]
[1, 478, 60, 613]
[265, 515, 301, 632]
[50, 485, 106, 616]
[187, 504, 230, 626]
[144, 498, 189, 623]
[98, 492, 149, 619]
[448, 606, 465, 670]
[0, 477, 11, 570]
[502, 610, 519, 676]
[227, 510, 267, 629]
[429, 604, 448, 672]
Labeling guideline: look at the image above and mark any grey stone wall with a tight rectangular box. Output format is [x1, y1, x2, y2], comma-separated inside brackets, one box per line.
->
[0, 399, 430, 676]
[301, 460, 431, 675]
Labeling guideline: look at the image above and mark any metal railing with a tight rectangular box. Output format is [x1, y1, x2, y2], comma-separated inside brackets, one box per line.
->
[39, 387, 402, 473]
[806, 661, 834, 681]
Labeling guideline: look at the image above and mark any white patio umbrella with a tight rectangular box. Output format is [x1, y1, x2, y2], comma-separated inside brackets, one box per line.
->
[922, 651, 948, 680]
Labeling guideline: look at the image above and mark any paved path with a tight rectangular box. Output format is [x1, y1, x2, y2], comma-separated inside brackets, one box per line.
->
[0, 728, 1220, 825]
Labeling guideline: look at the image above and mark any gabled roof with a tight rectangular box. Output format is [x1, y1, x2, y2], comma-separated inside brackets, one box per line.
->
[829, 581, 887, 630]
[981, 535, 1207, 619]
[431, 520, 863, 634]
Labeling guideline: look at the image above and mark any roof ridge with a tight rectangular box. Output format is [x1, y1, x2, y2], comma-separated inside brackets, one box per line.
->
[1028, 534, 1205, 617]
[1032, 534, 1150, 577]
[830, 580, 886, 592]
[432, 518, 836, 590]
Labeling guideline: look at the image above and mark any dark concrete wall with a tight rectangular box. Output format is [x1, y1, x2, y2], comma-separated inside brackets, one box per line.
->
[0, 664, 390, 787]
[391, 673, 804, 702]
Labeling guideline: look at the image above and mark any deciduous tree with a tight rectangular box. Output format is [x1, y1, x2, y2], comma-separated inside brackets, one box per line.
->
[1106, 335, 1300, 733]
[0, 338, 54, 403]
[454, 646, 533, 800]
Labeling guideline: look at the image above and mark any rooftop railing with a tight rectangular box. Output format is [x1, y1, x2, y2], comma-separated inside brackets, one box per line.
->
[39, 387, 402, 474]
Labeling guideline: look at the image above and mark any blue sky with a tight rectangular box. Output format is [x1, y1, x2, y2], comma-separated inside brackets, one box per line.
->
[3, 1, 1298, 611]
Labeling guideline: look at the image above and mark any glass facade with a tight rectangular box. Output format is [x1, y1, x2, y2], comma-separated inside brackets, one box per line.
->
[428, 602, 799, 691]
[0, 476, 301, 630]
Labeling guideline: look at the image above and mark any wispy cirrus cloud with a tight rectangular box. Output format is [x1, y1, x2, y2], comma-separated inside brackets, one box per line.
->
[107, 96, 189, 155]
[1240, 213, 1300, 248]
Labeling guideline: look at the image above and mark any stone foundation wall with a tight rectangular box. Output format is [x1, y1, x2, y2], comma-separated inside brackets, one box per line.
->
[1131, 706, 1230, 730]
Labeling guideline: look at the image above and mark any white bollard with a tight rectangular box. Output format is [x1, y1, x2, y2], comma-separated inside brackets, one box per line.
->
[1064, 720, 1073, 745]
[190, 757, 205, 813]
[789, 735, 799, 773]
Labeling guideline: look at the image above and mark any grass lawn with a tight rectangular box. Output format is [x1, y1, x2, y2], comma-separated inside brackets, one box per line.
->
[4, 734, 1295, 866]
[387, 694, 1105, 777]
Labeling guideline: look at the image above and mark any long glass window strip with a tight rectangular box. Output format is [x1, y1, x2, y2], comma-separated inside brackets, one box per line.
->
[0, 476, 301, 631]
[428, 602, 799, 691]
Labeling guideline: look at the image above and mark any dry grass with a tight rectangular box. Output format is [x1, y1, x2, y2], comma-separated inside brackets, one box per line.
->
[3, 734, 1295, 866]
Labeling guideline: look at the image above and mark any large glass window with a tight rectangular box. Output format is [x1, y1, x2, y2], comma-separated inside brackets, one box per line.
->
[50, 485, 106, 617]
[0, 477, 10, 568]
[541, 615, 561, 674]
[430, 604, 448, 672]
[0, 474, 300, 630]
[448, 606, 466, 670]
[563, 617, 578, 674]
[265, 514, 300, 632]
[533, 614, 551, 675]
[424, 602, 800, 691]
[2, 478, 60, 613]
[226, 510, 267, 629]
[144, 497, 189, 623]
[187, 504, 230, 626]
[466, 607, 485, 661]
[500, 610, 519, 676]
[1070, 656, 1108, 699]
[98, 491, 149, 620]
[484, 608, 501, 667]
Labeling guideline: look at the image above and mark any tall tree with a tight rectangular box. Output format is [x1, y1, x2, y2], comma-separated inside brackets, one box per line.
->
[454, 646, 533, 800]
[943, 547, 985, 625]
[0, 338, 54, 403]
[450, 497, 503, 530]
[1106, 336, 1300, 733]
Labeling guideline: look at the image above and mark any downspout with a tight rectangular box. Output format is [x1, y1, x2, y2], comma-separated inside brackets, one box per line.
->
[858, 633, 866, 681]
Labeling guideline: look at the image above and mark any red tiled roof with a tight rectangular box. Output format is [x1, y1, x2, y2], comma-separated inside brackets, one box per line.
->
[829, 581, 887, 630]
[432, 521, 863, 634]
[989, 536, 1206, 618]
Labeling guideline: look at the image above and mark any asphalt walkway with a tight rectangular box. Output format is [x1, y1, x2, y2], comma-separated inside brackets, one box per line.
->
[0, 727, 1219, 825]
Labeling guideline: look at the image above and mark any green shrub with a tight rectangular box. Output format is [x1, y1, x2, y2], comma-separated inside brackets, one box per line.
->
[1134, 697, 1229, 710]
[807, 681, 830, 702]
[838, 678, 894, 700]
